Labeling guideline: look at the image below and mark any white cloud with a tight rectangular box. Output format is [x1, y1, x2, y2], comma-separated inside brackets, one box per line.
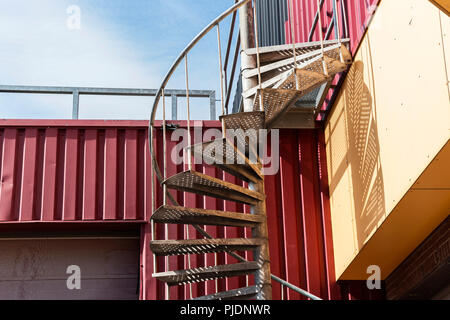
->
[0, 0, 235, 120]
[0, 0, 163, 119]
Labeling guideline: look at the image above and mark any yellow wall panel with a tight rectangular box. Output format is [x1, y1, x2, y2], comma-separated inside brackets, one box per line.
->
[325, 0, 450, 279]
[440, 10, 450, 98]
[413, 140, 450, 189]
[340, 188, 450, 279]
[430, 0, 450, 16]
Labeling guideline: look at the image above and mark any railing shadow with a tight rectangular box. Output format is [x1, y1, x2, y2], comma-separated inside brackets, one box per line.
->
[344, 58, 385, 249]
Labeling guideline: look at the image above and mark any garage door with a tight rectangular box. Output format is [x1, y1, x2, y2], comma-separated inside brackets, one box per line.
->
[0, 237, 140, 300]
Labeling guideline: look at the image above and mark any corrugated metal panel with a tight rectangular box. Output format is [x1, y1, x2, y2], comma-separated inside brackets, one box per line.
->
[140, 121, 380, 300]
[0, 120, 150, 222]
[277, 0, 380, 53]
[256, 0, 287, 46]
[146, 121, 255, 299]
[255, 0, 381, 116]
[0, 120, 381, 299]
[285, 0, 380, 109]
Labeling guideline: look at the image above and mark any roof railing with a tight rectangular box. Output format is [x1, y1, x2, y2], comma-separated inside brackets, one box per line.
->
[0, 85, 216, 120]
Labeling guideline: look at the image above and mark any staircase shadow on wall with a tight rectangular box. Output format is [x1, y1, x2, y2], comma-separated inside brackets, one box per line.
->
[344, 59, 386, 250]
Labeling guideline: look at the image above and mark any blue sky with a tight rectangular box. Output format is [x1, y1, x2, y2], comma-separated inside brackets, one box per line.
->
[0, 0, 238, 120]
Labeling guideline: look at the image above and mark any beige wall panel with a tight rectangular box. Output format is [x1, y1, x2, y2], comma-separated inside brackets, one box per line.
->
[340, 188, 450, 280]
[439, 10, 450, 99]
[325, 96, 358, 274]
[413, 140, 450, 189]
[328, 169, 358, 273]
[366, 0, 450, 210]
[326, 0, 450, 279]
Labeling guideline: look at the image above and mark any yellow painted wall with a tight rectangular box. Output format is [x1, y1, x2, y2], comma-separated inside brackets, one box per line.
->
[325, 0, 450, 280]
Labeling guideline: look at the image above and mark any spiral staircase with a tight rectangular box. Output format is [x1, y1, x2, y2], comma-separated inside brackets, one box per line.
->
[148, 0, 352, 300]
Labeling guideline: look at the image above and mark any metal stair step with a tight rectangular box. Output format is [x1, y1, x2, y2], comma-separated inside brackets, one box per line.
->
[219, 111, 265, 161]
[151, 205, 264, 227]
[152, 262, 260, 286]
[150, 238, 263, 256]
[241, 43, 351, 100]
[274, 56, 347, 92]
[193, 285, 260, 300]
[242, 69, 292, 99]
[190, 138, 262, 183]
[253, 88, 303, 129]
[243, 43, 350, 80]
[220, 110, 265, 132]
[243, 38, 350, 64]
[163, 170, 264, 205]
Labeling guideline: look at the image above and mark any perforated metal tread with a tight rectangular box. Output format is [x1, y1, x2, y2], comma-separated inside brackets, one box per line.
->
[274, 56, 347, 92]
[243, 39, 350, 64]
[219, 112, 265, 161]
[152, 262, 260, 286]
[163, 170, 264, 205]
[242, 43, 351, 100]
[253, 88, 303, 128]
[193, 285, 260, 300]
[150, 238, 263, 256]
[190, 138, 262, 183]
[244, 43, 352, 80]
[151, 205, 264, 227]
[220, 111, 265, 132]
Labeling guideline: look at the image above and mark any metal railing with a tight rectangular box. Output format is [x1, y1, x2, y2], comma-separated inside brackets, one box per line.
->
[271, 274, 322, 300]
[308, 0, 349, 42]
[148, 0, 324, 301]
[149, 0, 253, 300]
[232, 0, 349, 113]
[0, 85, 216, 120]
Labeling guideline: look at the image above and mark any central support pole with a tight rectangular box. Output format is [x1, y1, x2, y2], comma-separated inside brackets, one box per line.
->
[239, 1, 257, 112]
[251, 178, 272, 300]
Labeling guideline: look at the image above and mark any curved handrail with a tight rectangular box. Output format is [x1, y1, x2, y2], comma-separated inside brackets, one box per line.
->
[149, 0, 251, 128]
[147, 0, 323, 301]
[148, 0, 251, 196]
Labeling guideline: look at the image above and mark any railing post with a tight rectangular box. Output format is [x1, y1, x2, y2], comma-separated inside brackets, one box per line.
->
[162, 89, 170, 301]
[150, 125, 157, 277]
[217, 24, 227, 136]
[225, 36, 241, 114]
[317, 0, 328, 76]
[210, 92, 216, 120]
[72, 89, 79, 119]
[308, 0, 325, 42]
[289, 0, 299, 90]
[251, 179, 272, 300]
[341, 0, 349, 39]
[334, 0, 344, 62]
[184, 54, 194, 300]
[171, 94, 177, 120]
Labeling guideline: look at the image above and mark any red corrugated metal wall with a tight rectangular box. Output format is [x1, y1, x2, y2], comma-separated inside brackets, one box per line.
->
[0, 120, 381, 300]
[285, 0, 379, 53]
[140, 121, 343, 300]
[285, 0, 380, 119]
[0, 120, 150, 222]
